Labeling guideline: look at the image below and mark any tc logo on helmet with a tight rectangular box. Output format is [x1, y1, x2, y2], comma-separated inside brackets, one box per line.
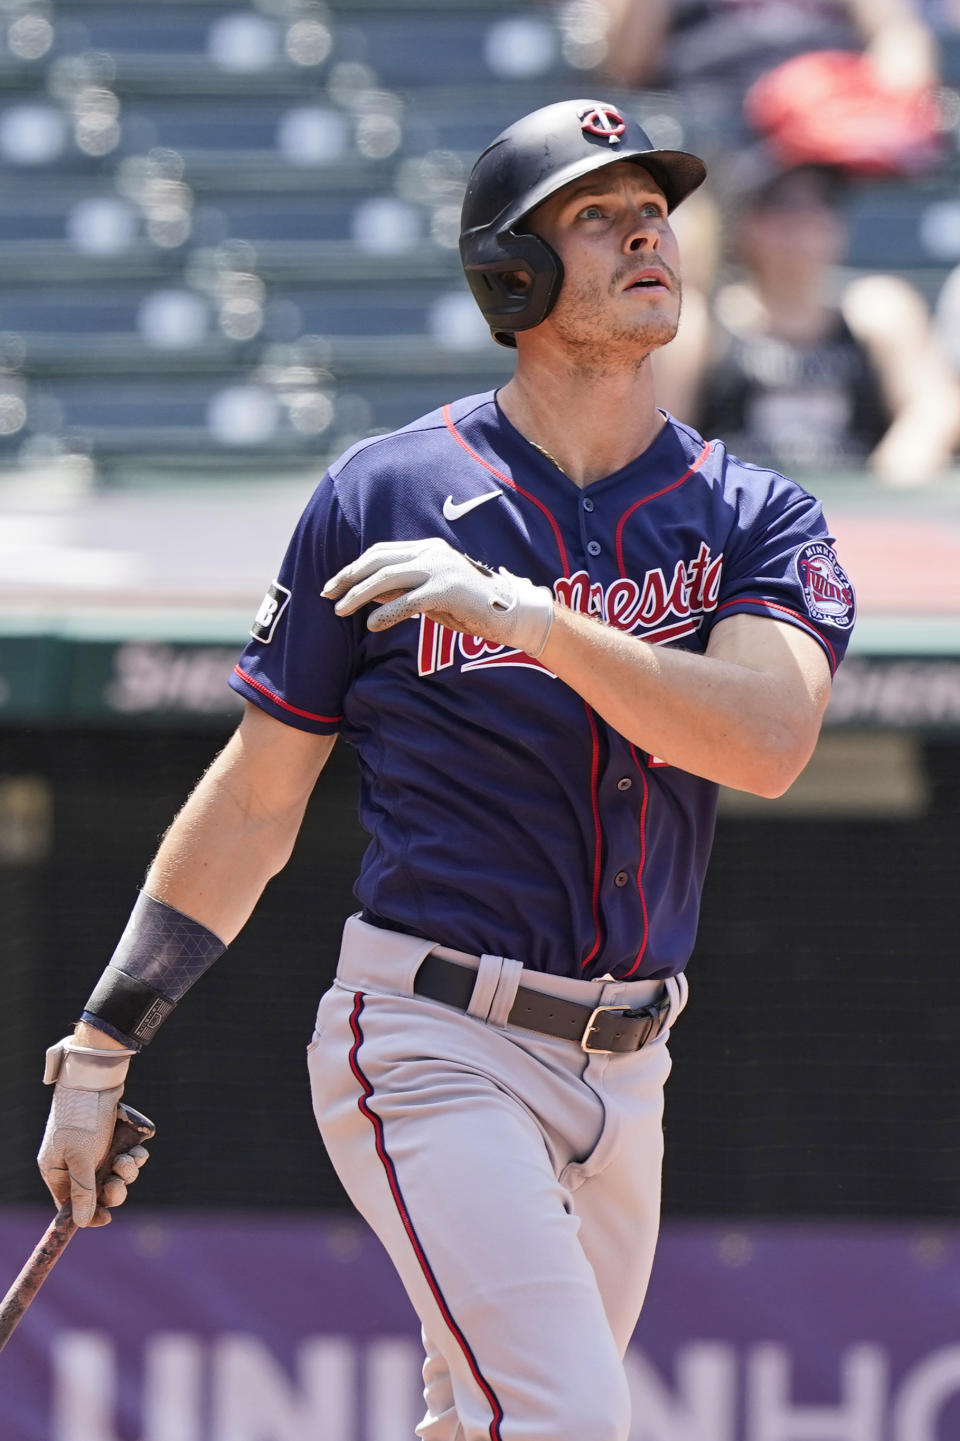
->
[579, 105, 626, 145]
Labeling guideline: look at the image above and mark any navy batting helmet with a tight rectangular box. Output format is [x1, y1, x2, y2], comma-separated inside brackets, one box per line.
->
[459, 99, 707, 347]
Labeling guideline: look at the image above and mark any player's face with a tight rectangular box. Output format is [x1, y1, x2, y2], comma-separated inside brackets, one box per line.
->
[527, 162, 682, 360]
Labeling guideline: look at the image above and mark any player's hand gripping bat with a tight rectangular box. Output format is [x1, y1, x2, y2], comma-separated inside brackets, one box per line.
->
[0, 1102, 155, 1353]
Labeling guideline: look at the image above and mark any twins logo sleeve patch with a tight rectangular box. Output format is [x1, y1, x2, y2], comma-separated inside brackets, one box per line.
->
[250, 581, 292, 643]
[794, 542, 855, 629]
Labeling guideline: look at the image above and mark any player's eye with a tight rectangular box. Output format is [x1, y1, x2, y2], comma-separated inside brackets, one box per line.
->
[577, 203, 606, 220]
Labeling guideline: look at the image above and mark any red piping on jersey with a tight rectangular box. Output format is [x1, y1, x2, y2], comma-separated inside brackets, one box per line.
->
[622, 744, 651, 978]
[579, 706, 605, 970]
[712, 599, 838, 673]
[442, 404, 571, 575]
[614, 441, 712, 574]
[347, 993, 505, 1441]
[233, 665, 343, 724]
[443, 402, 605, 973]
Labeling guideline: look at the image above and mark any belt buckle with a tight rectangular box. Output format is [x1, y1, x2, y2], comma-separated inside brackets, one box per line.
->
[580, 1003, 632, 1053]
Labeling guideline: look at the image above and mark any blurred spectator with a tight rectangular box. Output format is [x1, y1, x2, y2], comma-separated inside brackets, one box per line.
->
[594, 0, 946, 404]
[599, 0, 940, 144]
[655, 163, 960, 484]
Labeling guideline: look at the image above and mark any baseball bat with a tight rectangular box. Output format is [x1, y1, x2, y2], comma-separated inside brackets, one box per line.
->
[0, 1101, 156, 1353]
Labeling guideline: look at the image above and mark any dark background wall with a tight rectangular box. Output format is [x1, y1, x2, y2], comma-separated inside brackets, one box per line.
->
[2, 722, 957, 1218]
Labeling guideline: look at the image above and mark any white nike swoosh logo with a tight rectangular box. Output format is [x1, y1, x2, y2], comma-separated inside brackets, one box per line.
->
[442, 489, 502, 521]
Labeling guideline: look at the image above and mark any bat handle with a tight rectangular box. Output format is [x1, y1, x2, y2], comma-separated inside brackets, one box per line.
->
[97, 1102, 157, 1189]
[0, 1101, 156, 1352]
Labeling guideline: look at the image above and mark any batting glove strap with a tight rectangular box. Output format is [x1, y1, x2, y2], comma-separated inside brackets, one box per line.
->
[83, 968, 177, 1049]
[43, 1036, 135, 1089]
[491, 567, 554, 658]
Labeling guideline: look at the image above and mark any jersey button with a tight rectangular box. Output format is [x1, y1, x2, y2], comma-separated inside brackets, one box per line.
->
[617, 777, 632, 791]
[582, 497, 595, 512]
[614, 870, 629, 887]
[587, 540, 601, 556]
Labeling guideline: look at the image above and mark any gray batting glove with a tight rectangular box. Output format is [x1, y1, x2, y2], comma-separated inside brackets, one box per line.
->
[38, 1037, 143, 1228]
[322, 538, 555, 658]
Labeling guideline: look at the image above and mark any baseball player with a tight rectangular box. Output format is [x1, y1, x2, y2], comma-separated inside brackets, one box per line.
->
[38, 101, 855, 1440]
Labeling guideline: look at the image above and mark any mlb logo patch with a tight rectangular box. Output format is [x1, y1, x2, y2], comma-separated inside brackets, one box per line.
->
[794, 542, 855, 629]
[250, 580, 291, 643]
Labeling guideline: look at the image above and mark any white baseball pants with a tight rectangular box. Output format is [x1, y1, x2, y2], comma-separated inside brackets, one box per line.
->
[307, 914, 688, 1441]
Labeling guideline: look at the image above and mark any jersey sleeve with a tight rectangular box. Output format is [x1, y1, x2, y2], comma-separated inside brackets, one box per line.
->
[705, 477, 856, 674]
[228, 473, 363, 733]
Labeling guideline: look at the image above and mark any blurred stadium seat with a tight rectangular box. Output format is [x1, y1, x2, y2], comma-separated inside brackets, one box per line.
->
[843, 179, 960, 300]
[0, 0, 956, 478]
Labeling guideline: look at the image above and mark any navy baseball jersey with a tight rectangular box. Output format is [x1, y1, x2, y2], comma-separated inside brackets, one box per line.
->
[230, 391, 855, 980]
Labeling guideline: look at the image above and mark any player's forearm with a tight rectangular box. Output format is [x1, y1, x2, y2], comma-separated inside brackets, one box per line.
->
[71, 759, 303, 1049]
[141, 736, 312, 944]
[74, 709, 334, 1050]
[72, 779, 300, 1051]
[540, 607, 819, 797]
[73, 752, 303, 1051]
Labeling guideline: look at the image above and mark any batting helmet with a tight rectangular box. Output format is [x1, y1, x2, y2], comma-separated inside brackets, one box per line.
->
[459, 99, 707, 347]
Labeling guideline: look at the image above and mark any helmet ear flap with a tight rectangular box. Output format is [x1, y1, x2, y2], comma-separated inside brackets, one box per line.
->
[461, 231, 564, 347]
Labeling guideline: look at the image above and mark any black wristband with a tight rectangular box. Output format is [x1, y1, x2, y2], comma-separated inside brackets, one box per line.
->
[82, 892, 227, 1048]
[83, 968, 176, 1047]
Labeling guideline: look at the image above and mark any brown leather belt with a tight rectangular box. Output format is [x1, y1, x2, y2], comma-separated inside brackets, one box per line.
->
[413, 952, 671, 1054]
